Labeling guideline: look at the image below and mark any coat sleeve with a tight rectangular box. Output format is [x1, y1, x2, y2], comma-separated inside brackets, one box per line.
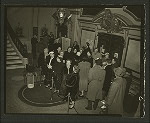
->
[107, 81, 119, 106]
[88, 68, 93, 83]
[46, 56, 50, 65]
[102, 70, 106, 84]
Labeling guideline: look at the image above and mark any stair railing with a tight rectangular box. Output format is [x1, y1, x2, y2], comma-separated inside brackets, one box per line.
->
[7, 19, 27, 58]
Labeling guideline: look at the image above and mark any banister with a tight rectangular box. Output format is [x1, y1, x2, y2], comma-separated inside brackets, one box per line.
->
[7, 19, 27, 57]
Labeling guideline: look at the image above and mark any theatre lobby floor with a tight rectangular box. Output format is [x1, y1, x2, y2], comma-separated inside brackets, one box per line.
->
[5, 68, 137, 116]
[6, 68, 101, 114]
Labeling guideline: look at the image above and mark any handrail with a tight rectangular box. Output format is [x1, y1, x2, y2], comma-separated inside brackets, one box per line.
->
[7, 19, 28, 57]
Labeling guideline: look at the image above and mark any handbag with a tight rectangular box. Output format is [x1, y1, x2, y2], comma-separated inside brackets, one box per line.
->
[65, 73, 77, 88]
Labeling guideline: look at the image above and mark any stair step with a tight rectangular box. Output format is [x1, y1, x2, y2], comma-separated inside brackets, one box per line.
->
[7, 56, 20, 60]
[6, 52, 17, 55]
[6, 63, 23, 66]
[6, 60, 23, 65]
[6, 65, 24, 70]
[7, 39, 10, 43]
[7, 48, 15, 52]
[7, 43, 12, 47]
[7, 47, 14, 50]
[6, 36, 24, 70]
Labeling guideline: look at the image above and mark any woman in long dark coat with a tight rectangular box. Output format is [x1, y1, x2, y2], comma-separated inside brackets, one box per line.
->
[65, 64, 79, 108]
[53, 56, 65, 93]
[86, 58, 106, 110]
[59, 60, 73, 97]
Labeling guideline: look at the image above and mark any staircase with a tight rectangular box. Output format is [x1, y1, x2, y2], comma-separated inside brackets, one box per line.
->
[6, 38, 24, 70]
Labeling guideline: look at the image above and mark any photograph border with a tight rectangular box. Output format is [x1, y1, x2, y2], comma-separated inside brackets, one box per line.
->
[1, 0, 149, 122]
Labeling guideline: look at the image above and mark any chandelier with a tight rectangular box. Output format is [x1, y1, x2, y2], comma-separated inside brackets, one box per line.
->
[52, 8, 72, 25]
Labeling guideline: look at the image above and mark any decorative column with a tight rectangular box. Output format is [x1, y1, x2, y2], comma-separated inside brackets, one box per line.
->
[94, 25, 98, 50]
[71, 9, 82, 46]
[121, 28, 129, 67]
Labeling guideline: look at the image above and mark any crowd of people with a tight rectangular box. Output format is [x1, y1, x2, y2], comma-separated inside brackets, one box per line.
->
[33, 35, 131, 115]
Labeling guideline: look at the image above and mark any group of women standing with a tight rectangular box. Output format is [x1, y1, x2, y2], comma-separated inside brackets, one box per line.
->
[37, 41, 128, 115]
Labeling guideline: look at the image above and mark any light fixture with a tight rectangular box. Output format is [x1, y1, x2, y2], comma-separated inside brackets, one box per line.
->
[58, 8, 66, 18]
[52, 8, 72, 25]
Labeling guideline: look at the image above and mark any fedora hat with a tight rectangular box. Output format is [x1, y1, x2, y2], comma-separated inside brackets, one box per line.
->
[114, 67, 126, 77]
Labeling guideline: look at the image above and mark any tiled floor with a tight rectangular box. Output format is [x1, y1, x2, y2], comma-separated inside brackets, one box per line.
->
[5, 68, 139, 117]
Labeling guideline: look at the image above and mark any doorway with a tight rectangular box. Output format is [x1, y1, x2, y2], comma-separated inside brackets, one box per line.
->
[97, 32, 125, 66]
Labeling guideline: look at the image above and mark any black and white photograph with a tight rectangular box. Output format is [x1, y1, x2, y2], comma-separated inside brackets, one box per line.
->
[1, 2, 149, 121]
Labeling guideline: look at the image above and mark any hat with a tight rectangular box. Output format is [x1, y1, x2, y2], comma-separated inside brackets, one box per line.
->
[49, 51, 54, 54]
[114, 67, 126, 77]
[76, 52, 81, 56]
[95, 58, 102, 66]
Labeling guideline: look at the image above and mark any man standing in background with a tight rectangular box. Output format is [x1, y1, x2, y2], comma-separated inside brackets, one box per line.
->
[48, 32, 55, 52]
[31, 34, 38, 59]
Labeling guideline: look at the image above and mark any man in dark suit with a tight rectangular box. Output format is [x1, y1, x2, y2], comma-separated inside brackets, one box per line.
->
[44, 51, 56, 89]
[31, 35, 38, 59]
[48, 32, 55, 52]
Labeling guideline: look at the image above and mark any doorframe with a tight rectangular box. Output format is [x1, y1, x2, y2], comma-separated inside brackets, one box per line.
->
[97, 32, 125, 66]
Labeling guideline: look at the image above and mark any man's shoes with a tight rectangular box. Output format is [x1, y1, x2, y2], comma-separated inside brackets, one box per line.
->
[85, 100, 92, 110]
[93, 104, 97, 110]
[93, 99, 99, 110]
[85, 106, 92, 110]
[69, 101, 75, 109]
[79, 91, 84, 97]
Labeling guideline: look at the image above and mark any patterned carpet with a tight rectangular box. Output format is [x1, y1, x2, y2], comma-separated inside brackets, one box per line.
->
[18, 84, 65, 107]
